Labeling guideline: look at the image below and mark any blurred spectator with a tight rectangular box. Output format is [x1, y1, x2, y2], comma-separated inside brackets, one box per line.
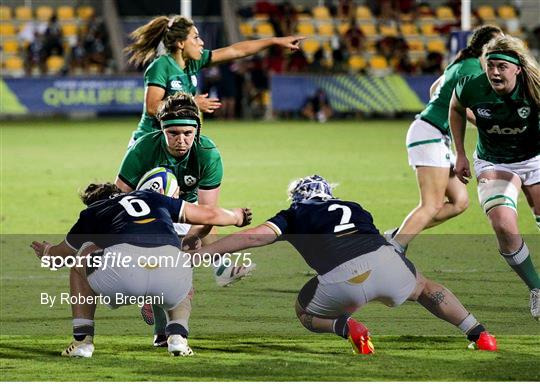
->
[264, 46, 286, 73]
[420, 52, 443, 74]
[529, 25, 540, 61]
[18, 20, 47, 47]
[278, 2, 297, 36]
[323, 0, 337, 17]
[343, 18, 365, 54]
[24, 31, 46, 75]
[393, 47, 416, 74]
[331, 35, 348, 72]
[287, 50, 308, 72]
[216, 63, 239, 119]
[307, 48, 326, 73]
[337, 0, 355, 19]
[255, 0, 278, 15]
[302, 88, 333, 122]
[84, 30, 108, 73]
[376, 36, 401, 61]
[67, 32, 88, 74]
[379, 0, 398, 26]
[269, 11, 284, 37]
[396, 0, 416, 14]
[416, 2, 435, 17]
[445, 0, 460, 18]
[244, 57, 269, 117]
[42, 14, 64, 58]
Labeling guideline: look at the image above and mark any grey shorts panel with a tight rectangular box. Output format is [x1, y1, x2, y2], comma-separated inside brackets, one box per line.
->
[87, 244, 192, 310]
[303, 247, 417, 318]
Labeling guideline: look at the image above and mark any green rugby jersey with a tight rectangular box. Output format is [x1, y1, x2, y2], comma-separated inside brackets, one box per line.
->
[420, 58, 483, 134]
[118, 132, 223, 202]
[455, 73, 539, 163]
[134, 50, 212, 140]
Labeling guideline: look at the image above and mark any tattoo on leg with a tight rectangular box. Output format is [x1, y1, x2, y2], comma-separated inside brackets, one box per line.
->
[303, 314, 315, 332]
[427, 290, 447, 306]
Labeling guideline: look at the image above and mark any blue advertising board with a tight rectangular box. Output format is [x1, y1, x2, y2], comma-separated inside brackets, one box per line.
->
[1, 77, 144, 114]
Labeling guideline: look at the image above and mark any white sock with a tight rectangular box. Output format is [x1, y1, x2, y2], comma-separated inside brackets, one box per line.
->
[457, 313, 478, 334]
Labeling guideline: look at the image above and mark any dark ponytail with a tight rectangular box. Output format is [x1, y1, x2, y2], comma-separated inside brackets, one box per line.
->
[125, 15, 194, 67]
[452, 25, 502, 64]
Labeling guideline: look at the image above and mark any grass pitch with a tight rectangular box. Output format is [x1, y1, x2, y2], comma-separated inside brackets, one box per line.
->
[1, 118, 539, 381]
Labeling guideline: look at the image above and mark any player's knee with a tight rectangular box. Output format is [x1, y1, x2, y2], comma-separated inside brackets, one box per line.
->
[489, 210, 518, 235]
[408, 273, 427, 301]
[419, 200, 445, 216]
[453, 194, 469, 213]
[478, 178, 518, 216]
[294, 300, 313, 331]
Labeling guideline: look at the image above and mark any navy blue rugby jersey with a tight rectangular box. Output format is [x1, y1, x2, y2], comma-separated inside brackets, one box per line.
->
[266, 199, 388, 274]
[66, 190, 184, 250]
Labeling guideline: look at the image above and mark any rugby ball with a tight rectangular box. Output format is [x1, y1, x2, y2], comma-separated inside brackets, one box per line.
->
[136, 167, 178, 197]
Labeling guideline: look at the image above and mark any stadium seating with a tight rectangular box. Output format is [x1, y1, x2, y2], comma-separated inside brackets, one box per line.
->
[497, 5, 517, 19]
[400, 23, 418, 37]
[348, 55, 366, 71]
[36, 6, 53, 21]
[236, 0, 527, 75]
[355, 5, 372, 21]
[14, 6, 32, 21]
[57, 6, 75, 21]
[0, 5, 11, 20]
[369, 55, 388, 70]
[379, 24, 398, 37]
[359, 23, 377, 37]
[62, 23, 78, 38]
[239, 22, 253, 37]
[4, 56, 24, 75]
[435, 6, 456, 22]
[255, 22, 274, 37]
[302, 38, 320, 59]
[337, 22, 350, 35]
[399, 13, 414, 22]
[420, 23, 437, 37]
[406, 38, 424, 53]
[312, 6, 330, 20]
[477, 5, 496, 22]
[0, 23, 16, 37]
[0, 4, 107, 77]
[426, 39, 446, 54]
[2, 39, 19, 55]
[46, 55, 65, 74]
[297, 21, 316, 36]
[318, 22, 334, 37]
[77, 6, 95, 20]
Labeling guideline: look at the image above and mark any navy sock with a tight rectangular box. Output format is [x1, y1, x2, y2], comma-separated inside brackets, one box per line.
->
[165, 322, 189, 338]
[333, 315, 350, 339]
[466, 324, 486, 342]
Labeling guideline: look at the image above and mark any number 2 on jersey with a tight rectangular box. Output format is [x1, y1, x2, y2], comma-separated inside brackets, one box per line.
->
[119, 196, 151, 217]
[328, 204, 355, 233]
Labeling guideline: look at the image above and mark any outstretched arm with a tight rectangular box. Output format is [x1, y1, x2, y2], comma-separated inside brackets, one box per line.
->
[31, 240, 74, 259]
[449, 90, 471, 184]
[211, 36, 304, 64]
[192, 223, 278, 262]
[182, 203, 252, 227]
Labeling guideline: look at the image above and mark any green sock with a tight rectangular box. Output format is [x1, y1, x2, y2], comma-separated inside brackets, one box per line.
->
[500, 242, 540, 290]
[152, 304, 167, 335]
